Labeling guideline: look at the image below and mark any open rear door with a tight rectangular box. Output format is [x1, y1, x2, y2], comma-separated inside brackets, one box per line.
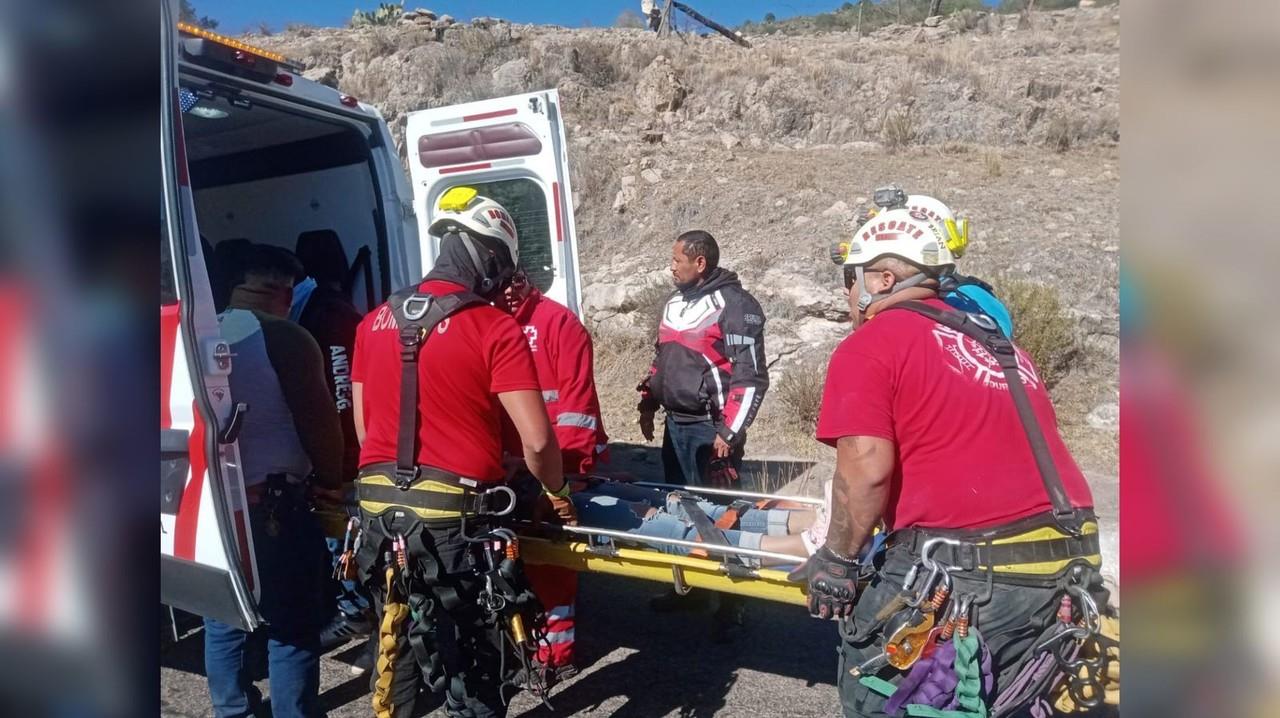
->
[160, 0, 260, 631]
[406, 91, 583, 315]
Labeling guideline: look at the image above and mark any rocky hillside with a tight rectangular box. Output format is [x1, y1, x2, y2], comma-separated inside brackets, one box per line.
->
[255, 5, 1121, 472]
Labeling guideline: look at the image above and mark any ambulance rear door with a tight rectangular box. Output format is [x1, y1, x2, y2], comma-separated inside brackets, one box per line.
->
[405, 91, 583, 315]
[161, 0, 261, 631]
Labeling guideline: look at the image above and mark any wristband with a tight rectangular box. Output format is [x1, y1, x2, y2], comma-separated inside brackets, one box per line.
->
[544, 479, 571, 499]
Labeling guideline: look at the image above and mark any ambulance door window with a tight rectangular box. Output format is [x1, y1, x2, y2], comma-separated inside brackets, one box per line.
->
[452, 179, 553, 293]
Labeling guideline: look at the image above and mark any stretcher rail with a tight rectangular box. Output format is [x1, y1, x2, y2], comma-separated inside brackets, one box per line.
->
[534, 522, 806, 564]
[626, 481, 826, 507]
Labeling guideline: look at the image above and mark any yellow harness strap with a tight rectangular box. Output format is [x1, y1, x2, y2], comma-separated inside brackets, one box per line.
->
[372, 566, 410, 718]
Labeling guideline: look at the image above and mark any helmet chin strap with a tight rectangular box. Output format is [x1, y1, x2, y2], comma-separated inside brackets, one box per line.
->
[855, 265, 930, 312]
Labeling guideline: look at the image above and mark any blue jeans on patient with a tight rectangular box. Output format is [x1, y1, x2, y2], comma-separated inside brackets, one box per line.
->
[573, 482, 790, 558]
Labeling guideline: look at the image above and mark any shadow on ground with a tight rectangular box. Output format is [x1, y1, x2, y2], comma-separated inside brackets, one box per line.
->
[603, 442, 819, 495]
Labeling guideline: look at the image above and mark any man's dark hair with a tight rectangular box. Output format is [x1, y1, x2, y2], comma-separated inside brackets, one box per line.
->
[233, 244, 304, 289]
[677, 230, 719, 272]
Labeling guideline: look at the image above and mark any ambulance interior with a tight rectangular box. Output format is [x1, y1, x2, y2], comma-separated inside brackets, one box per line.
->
[179, 78, 391, 314]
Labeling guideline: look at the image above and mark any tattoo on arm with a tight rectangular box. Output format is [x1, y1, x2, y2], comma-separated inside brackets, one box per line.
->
[827, 474, 855, 555]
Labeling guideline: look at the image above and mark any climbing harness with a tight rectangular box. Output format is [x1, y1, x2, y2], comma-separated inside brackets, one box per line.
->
[356, 286, 552, 715]
[849, 302, 1120, 715]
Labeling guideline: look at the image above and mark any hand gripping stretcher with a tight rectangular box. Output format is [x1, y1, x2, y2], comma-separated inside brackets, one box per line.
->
[514, 481, 823, 607]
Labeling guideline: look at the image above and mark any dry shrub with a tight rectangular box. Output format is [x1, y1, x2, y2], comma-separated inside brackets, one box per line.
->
[881, 105, 918, 152]
[590, 326, 653, 389]
[776, 358, 828, 433]
[984, 151, 1004, 177]
[572, 39, 621, 88]
[1043, 112, 1082, 152]
[994, 279, 1079, 390]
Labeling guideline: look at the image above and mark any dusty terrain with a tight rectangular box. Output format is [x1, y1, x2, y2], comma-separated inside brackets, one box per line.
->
[256, 6, 1121, 475]
[159, 8, 1123, 716]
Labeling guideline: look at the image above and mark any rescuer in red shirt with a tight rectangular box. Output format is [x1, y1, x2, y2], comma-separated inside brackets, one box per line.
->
[503, 268, 609, 686]
[788, 208, 1111, 717]
[351, 188, 574, 718]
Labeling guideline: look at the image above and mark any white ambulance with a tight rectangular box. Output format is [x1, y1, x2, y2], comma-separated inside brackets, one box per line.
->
[160, 2, 583, 630]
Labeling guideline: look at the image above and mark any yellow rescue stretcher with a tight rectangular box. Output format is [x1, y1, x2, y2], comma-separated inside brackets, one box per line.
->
[517, 482, 821, 608]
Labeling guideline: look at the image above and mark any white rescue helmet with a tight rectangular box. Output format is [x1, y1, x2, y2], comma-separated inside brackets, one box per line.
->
[428, 186, 519, 263]
[905, 194, 969, 259]
[844, 207, 955, 312]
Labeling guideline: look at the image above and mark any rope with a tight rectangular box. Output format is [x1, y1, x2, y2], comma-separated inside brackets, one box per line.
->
[372, 566, 410, 718]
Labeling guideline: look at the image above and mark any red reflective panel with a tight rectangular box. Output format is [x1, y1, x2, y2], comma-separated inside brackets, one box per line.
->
[418, 122, 542, 170]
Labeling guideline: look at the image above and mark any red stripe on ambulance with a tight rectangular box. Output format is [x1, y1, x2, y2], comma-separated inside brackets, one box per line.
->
[160, 304, 180, 430]
[462, 107, 517, 122]
[173, 408, 207, 560]
[439, 162, 493, 175]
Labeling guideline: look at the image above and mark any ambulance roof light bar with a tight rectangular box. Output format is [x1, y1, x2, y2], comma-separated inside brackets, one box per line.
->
[177, 22, 300, 72]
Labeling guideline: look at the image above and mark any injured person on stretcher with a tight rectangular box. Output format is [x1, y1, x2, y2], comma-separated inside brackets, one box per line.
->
[520, 475, 835, 567]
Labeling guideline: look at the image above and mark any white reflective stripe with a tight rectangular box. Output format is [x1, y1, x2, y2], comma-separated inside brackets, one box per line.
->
[547, 604, 575, 621]
[729, 387, 755, 433]
[726, 333, 760, 371]
[704, 355, 725, 408]
[542, 389, 560, 403]
[557, 412, 598, 430]
[545, 628, 575, 645]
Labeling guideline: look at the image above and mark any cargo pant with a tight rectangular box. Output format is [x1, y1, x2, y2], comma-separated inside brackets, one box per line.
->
[364, 519, 511, 718]
[837, 541, 1108, 717]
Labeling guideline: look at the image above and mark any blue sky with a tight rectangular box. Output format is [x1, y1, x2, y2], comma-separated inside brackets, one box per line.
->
[196, 1, 907, 34]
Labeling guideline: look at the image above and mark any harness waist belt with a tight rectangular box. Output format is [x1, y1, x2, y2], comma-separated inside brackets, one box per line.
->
[890, 514, 1102, 577]
[357, 464, 509, 521]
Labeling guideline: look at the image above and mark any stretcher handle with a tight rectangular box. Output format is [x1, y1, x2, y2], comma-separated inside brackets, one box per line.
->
[629, 481, 826, 507]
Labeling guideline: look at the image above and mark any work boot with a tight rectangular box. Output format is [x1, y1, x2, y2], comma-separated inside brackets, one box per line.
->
[648, 588, 710, 613]
[519, 661, 579, 697]
[710, 594, 746, 644]
[320, 609, 374, 651]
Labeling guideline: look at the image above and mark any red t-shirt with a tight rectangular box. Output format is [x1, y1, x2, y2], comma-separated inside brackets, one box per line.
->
[816, 299, 1093, 531]
[352, 280, 539, 482]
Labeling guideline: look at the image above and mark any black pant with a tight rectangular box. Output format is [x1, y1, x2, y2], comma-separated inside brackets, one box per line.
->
[836, 542, 1108, 717]
[365, 521, 509, 718]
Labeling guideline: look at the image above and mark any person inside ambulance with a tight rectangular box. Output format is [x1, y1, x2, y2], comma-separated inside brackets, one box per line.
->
[350, 188, 575, 718]
[205, 245, 343, 718]
[289, 231, 376, 650]
[789, 209, 1109, 717]
[502, 266, 609, 687]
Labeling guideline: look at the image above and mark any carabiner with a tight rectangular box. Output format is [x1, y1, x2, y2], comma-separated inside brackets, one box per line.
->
[483, 485, 518, 517]
[919, 536, 967, 573]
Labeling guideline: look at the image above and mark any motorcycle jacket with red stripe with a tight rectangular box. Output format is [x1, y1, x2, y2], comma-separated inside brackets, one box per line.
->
[512, 288, 609, 474]
[643, 268, 769, 444]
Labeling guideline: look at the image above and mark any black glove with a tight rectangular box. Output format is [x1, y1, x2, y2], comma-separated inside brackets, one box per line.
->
[787, 545, 860, 620]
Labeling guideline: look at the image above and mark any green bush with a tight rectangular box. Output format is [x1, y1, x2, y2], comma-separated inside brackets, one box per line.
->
[994, 279, 1079, 390]
[351, 1, 403, 28]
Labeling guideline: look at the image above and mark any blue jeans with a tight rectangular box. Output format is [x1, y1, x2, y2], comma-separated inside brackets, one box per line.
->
[204, 496, 327, 718]
[661, 415, 744, 486]
[573, 481, 794, 560]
